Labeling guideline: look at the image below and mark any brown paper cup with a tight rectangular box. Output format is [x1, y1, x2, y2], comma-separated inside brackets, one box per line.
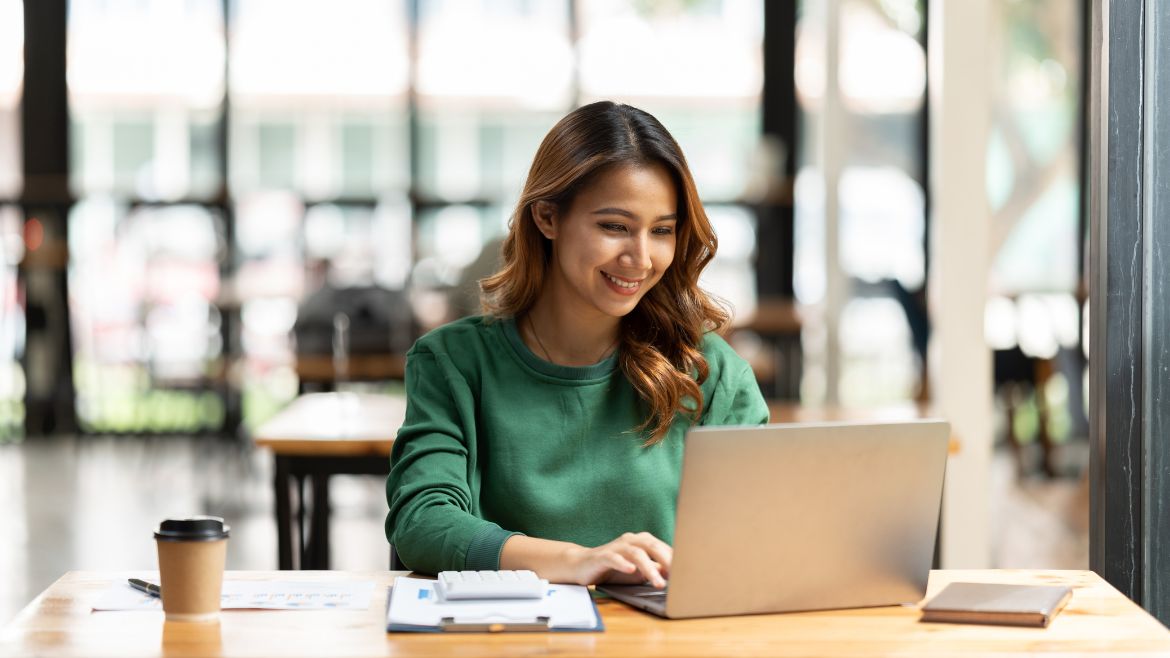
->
[156, 537, 227, 622]
[161, 619, 223, 656]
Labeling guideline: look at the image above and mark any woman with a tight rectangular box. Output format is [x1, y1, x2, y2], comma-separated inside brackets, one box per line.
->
[385, 101, 768, 588]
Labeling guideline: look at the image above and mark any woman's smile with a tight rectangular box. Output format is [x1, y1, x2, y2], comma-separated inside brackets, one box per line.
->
[601, 271, 644, 295]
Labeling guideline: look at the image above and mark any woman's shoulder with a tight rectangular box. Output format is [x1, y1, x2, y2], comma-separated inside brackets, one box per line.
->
[410, 315, 502, 358]
[696, 330, 760, 400]
[696, 330, 769, 426]
[698, 330, 750, 373]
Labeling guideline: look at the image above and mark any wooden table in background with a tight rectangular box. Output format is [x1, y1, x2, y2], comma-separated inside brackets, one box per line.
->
[295, 354, 406, 392]
[769, 401, 962, 455]
[3, 570, 1168, 657]
[253, 392, 405, 571]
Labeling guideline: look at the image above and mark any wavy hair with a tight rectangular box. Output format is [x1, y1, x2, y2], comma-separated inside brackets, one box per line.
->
[480, 101, 728, 444]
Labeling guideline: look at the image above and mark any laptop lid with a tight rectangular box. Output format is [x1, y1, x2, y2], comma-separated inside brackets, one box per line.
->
[659, 420, 949, 619]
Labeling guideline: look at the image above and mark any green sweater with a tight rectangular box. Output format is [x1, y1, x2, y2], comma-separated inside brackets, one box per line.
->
[385, 315, 768, 573]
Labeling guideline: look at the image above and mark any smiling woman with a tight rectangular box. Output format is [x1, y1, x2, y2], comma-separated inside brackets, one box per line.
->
[526, 163, 678, 358]
[386, 101, 768, 588]
[482, 102, 733, 443]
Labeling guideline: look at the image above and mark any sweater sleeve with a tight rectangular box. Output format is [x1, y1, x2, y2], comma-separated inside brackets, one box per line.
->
[701, 359, 770, 427]
[385, 347, 520, 573]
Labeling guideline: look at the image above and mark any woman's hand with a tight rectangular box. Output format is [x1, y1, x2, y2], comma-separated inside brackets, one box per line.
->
[566, 532, 673, 587]
[500, 532, 672, 588]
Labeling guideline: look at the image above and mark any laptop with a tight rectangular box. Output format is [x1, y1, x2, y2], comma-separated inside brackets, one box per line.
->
[598, 420, 949, 619]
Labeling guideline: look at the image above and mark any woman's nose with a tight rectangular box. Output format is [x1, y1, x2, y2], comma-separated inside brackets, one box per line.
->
[620, 234, 652, 269]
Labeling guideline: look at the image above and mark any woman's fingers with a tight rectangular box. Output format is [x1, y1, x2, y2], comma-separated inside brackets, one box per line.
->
[572, 532, 675, 586]
[605, 552, 638, 575]
[624, 546, 666, 587]
[619, 532, 671, 581]
[634, 532, 673, 577]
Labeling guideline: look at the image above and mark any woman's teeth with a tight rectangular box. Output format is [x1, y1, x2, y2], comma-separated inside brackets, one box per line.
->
[604, 273, 639, 289]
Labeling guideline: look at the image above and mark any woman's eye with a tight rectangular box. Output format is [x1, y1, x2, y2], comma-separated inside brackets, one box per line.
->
[652, 226, 675, 236]
[601, 223, 627, 232]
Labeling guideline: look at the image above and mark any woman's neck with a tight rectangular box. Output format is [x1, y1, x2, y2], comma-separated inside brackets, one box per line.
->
[523, 295, 620, 367]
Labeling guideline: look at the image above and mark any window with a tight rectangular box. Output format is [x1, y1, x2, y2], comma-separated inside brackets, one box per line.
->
[0, 0, 22, 438]
[984, 0, 1084, 443]
[0, 206, 22, 438]
[58, 0, 766, 433]
[66, 0, 228, 431]
[412, 0, 571, 296]
[795, 0, 927, 404]
[0, 0, 21, 199]
[68, 0, 225, 200]
[228, 0, 412, 425]
[578, 0, 764, 202]
[229, 0, 409, 198]
[68, 200, 226, 432]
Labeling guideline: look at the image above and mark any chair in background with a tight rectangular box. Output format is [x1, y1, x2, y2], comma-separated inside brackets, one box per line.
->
[292, 285, 414, 392]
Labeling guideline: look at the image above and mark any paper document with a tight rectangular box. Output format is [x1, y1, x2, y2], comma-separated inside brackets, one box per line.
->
[386, 576, 599, 630]
[93, 580, 375, 611]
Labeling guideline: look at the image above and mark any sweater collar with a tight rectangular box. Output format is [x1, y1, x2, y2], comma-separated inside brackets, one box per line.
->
[501, 316, 619, 381]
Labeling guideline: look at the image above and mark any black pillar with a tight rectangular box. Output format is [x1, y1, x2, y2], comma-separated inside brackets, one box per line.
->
[217, 0, 241, 436]
[1088, 0, 1170, 624]
[757, 0, 797, 298]
[20, 0, 77, 435]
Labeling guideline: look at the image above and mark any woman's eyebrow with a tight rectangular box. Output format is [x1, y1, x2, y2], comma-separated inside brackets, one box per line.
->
[590, 207, 679, 221]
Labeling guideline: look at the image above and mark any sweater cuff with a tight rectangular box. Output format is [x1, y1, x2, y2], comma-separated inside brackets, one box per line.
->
[464, 524, 522, 570]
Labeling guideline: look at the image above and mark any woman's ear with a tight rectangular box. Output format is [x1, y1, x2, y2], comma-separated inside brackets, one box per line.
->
[531, 200, 558, 240]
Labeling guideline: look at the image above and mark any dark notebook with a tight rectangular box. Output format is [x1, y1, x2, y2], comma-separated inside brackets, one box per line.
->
[920, 582, 1073, 628]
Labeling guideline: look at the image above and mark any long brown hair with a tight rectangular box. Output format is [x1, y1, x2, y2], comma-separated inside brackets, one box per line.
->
[481, 101, 728, 444]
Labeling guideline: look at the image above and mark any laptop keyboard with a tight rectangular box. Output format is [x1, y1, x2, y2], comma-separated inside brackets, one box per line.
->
[632, 584, 669, 597]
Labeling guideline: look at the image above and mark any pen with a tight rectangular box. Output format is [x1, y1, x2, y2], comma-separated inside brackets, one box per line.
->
[128, 578, 161, 598]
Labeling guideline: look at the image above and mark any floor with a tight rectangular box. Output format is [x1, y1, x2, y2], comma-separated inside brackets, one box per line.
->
[0, 435, 1090, 626]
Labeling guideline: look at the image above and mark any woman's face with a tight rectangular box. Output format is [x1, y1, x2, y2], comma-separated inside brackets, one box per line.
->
[535, 163, 679, 321]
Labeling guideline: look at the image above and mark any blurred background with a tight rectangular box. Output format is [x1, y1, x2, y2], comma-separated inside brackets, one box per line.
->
[0, 0, 1091, 625]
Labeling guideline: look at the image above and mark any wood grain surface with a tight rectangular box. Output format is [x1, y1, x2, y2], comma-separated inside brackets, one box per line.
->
[252, 393, 404, 457]
[2, 570, 1167, 657]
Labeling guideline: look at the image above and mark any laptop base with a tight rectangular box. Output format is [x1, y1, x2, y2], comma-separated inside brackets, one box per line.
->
[598, 584, 669, 617]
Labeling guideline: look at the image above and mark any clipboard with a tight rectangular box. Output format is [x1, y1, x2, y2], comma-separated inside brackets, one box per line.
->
[385, 576, 604, 633]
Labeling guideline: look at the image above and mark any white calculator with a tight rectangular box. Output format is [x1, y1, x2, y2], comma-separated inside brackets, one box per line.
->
[435, 570, 548, 600]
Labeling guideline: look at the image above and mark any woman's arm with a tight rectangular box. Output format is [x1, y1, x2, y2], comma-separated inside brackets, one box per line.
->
[387, 348, 519, 573]
[500, 532, 672, 587]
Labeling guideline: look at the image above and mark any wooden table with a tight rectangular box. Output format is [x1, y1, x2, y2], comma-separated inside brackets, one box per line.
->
[3, 570, 1168, 657]
[253, 393, 405, 570]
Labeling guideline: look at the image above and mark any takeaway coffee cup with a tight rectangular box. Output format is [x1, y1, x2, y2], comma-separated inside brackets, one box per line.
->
[154, 516, 230, 622]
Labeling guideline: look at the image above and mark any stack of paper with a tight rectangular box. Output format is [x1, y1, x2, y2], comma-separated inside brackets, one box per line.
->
[386, 576, 600, 631]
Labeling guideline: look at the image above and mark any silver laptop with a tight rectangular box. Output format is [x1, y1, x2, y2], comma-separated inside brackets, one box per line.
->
[598, 420, 949, 619]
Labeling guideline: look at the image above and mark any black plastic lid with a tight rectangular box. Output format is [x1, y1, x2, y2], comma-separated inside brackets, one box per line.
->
[154, 516, 230, 542]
